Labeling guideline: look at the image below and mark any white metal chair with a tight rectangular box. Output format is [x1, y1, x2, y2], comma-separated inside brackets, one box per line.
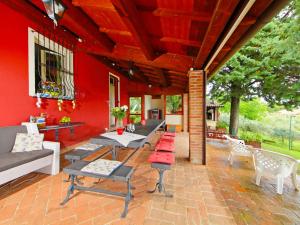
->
[252, 148, 299, 194]
[224, 135, 252, 165]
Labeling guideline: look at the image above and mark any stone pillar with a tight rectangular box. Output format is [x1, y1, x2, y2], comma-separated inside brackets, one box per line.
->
[188, 70, 206, 165]
[183, 93, 189, 133]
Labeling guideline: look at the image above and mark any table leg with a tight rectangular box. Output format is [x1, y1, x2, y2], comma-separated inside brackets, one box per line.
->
[61, 175, 75, 205]
[54, 129, 59, 141]
[121, 179, 132, 218]
[112, 145, 117, 160]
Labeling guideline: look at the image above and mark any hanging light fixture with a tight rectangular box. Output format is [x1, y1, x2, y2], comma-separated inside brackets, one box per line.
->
[42, 0, 66, 26]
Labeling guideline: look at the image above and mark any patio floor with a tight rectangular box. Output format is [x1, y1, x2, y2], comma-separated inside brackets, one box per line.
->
[0, 133, 300, 225]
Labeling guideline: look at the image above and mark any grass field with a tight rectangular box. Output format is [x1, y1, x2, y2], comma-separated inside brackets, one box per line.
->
[262, 140, 300, 159]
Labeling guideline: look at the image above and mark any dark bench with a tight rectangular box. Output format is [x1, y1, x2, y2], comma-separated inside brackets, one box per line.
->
[61, 160, 134, 218]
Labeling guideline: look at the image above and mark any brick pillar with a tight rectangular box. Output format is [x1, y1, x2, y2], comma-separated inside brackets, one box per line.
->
[183, 93, 188, 133]
[188, 70, 206, 164]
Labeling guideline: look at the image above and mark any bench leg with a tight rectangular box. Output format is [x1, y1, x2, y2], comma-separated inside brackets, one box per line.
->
[121, 179, 132, 218]
[61, 175, 75, 205]
[144, 142, 151, 148]
[148, 169, 173, 198]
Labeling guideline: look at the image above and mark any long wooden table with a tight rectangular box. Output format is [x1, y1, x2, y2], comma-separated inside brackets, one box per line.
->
[61, 119, 165, 218]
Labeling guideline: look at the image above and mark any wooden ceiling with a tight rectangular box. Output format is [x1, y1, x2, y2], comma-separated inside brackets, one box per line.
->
[3, 0, 283, 91]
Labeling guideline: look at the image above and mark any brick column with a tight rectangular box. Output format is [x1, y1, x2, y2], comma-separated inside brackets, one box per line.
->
[183, 93, 188, 133]
[188, 70, 206, 164]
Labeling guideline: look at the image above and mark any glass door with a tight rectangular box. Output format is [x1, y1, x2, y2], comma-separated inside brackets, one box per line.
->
[109, 74, 120, 128]
[129, 96, 142, 123]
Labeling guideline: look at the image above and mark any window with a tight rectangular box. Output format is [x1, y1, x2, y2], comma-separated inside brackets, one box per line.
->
[28, 28, 74, 99]
[166, 95, 183, 115]
[129, 97, 142, 123]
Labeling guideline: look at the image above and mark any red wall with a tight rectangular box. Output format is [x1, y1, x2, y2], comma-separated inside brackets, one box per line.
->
[0, 3, 129, 147]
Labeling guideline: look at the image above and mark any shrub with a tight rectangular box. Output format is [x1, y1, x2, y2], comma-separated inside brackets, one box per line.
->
[239, 131, 263, 142]
[216, 121, 228, 129]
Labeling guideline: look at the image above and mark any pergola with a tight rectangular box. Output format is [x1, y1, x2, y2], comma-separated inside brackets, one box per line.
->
[2, 0, 289, 164]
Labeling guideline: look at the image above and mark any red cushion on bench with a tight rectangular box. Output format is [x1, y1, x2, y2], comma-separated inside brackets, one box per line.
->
[148, 152, 175, 164]
[164, 132, 176, 137]
[155, 141, 175, 152]
[161, 135, 175, 142]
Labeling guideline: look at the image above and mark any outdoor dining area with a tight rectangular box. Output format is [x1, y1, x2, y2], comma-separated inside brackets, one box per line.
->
[0, 0, 299, 224]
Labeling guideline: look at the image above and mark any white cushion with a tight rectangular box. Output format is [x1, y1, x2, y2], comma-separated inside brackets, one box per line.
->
[81, 159, 122, 176]
[12, 133, 44, 152]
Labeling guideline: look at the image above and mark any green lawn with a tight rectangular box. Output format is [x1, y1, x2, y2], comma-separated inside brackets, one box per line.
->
[262, 140, 300, 159]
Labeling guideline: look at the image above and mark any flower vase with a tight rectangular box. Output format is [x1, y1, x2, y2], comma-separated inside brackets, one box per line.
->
[116, 119, 124, 135]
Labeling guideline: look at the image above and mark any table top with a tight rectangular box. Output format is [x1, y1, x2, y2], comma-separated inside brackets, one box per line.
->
[91, 120, 165, 148]
[39, 122, 84, 131]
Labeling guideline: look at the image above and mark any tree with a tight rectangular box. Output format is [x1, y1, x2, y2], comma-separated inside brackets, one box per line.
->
[209, 1, 300, 135]
[221, 99, 268, 121]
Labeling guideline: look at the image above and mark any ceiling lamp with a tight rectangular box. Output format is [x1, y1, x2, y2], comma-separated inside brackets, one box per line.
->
[42, 0, 66, 26]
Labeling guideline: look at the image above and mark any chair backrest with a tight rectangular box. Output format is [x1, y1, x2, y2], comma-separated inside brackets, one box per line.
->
[0, 126, 27, 154]
[252, 148, 297, 175]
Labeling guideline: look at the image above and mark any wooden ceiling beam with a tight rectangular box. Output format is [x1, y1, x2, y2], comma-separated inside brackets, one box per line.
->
[194, 0, 240, 68]
[156, 69, 170, 88]
[2, 0, 78, 44]
[240, 16, 257, 26]
[60, 0, 115, 52]
[160, 37, 201, 47]
[99, 27, 132, 36]
[72, 0, 115, 10]
[111, 0, 158, 60]
[88, 44, 193, 72]
[167, 70, 188, 76]
[153, 8, 212, 21]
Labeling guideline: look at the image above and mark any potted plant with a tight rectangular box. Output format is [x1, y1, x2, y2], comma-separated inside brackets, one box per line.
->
[111, 105, 128, 135]
[239, 131, 262, 148]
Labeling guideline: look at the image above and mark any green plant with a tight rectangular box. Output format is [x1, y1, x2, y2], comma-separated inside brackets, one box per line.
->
[239, 131, 263, 142]
[112, 105, 128, 120]
[166, 95, 182, 114]
[216, 121, 228, 129]
[60, 116, 71, 123]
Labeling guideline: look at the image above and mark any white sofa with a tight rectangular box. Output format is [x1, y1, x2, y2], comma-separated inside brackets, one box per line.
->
[0, 125, 60, 185]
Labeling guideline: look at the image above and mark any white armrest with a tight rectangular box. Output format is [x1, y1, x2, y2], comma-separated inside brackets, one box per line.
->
[43, 141, 60, 153]
[42, 141, 60, 175]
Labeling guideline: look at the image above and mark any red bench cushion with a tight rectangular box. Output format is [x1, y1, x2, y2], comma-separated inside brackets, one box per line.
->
[148, 152, 175, 164]
[155, 141, 175, 152]
[164, 132, 176, 137]
[160, 135, 175, 143]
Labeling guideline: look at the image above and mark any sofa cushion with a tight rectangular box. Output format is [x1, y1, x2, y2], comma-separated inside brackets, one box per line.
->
[12, 133, 44, 153]
[0, 126, 27, 154]
[0, 150, 53, 172]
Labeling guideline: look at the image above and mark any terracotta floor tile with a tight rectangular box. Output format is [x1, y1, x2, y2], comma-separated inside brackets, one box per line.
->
[1, 134, 300, 225]
[0, 203, 18, 222]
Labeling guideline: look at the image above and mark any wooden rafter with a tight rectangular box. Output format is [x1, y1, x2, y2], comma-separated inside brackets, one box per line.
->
[153, 8, 212, 22]
[194, 0, 240, 68]
[88, 44, 193, 72]
[156, 69, 170, 88]
[160, 37, 201, 47]
[111, 0, 158, 60]
[61, 1, 115, 52]
[167, 70, 187, 77]
[2, 0, 78, 43]
[99, 28, 132, 36]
